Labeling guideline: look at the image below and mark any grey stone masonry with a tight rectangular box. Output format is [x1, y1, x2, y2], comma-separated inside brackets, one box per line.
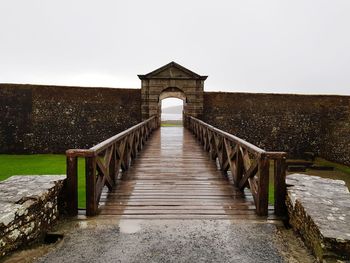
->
[286, 174, 350, 262]
[0, 175, 65, 257]
[139, 61, 207, 121]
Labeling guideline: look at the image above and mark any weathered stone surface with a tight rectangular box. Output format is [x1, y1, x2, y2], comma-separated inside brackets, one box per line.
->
[0, 84, 141, 153]
[139, 62, 206, 121]
[203, 92, 350, 165]
[0, 175, 65, 257]
[286, 174, 350, 261]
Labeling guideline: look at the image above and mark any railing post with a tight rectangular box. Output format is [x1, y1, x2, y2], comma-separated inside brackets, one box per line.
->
[123, 140, 130, 171]
[257, 154, 269, 216]
[200, 126, 204, 143]
[235, 147, 244, 186]
[86, 156, 97, 216]
[156, 115, 160, 128]
[66, 154, 78, 216]
[110, 145, 117, 185]
[209, 134, 217, 160]
[274, 156, 287, 216]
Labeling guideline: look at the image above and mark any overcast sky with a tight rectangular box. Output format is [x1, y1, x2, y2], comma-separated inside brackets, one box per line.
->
[1, 0, 350, 96]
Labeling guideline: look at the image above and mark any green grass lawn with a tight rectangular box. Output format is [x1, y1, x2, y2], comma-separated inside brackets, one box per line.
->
[161, 123, 183, 127]
[0, 154, 86, 208]
[316, 157, 350, 175]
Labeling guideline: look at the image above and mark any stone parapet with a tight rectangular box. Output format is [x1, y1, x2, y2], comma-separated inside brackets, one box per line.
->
[286, 174, 350, 262]
[0, 175, 66, 257]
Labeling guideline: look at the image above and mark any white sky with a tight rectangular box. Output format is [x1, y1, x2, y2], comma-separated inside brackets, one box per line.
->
[1, 0, 350, 97]
[162, 98, 183, 108]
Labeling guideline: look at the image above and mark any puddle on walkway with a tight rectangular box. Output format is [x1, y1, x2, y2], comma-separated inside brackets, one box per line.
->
[118, 220, 142, 234]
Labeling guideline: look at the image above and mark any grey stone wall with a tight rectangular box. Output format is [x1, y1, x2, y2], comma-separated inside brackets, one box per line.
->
[1, 84, 349, 165]
[286, 174, 350, 261]
[0, 175, 65, 257]
[321, 101, 350, 165]
[203, 92, 350, 165]
[0, 84, 141, 153]
[0, 86, 32, 152]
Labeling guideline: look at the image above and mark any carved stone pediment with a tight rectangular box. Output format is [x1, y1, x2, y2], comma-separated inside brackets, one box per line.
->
[138, 61, 207, 80]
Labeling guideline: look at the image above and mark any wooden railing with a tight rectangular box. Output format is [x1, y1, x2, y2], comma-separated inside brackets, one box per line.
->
[185, 115, 287, 216]
[66, 116, 159, 216]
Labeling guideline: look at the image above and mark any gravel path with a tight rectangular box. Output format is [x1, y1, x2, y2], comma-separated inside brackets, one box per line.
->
[35, 219, 290, 263]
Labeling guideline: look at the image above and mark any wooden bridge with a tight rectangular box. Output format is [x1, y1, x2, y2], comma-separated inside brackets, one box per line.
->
[65, 116, 287, 219]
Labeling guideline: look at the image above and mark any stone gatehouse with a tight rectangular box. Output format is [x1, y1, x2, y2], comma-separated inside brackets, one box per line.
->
[138, 61, 207, 120]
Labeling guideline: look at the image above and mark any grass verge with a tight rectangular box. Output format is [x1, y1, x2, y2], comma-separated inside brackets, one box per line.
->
[161, 123, 183, 127]
[315, 157, 350, 175]
[0, 154, 86, 208]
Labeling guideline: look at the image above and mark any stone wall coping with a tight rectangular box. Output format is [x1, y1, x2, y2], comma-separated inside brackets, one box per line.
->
[0, 175, 66, 257]
[287, 174, 350, 240]
[0, 175, 66, 227]
[286, 174, 350, 260]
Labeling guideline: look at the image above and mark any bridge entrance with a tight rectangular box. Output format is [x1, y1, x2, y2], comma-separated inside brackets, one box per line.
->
[138, 61, 207, 121]
[160, 96, 184, 125]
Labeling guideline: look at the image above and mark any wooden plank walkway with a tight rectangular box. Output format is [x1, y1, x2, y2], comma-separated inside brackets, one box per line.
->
[99, 127, 270, 220]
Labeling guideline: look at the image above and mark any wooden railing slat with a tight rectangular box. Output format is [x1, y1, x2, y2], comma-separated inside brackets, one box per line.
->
[184, 115, 287, 217]
[66, 156, 78, 216]
[238, 161, 258, 190]
[66, 116, 158, 216]
[274, 157, 287, 216]
[85, 156, 97, 216]
[256, 156, 269, 216]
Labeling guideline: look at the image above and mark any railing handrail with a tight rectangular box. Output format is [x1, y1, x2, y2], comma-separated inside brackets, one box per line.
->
[90, 116, 156, 154]
[65, 115, 159, 216]
[188, 116, 265, 155]
[188, 116, 287, 159]
[185, 114, 287, 217]
[66, 116, 156, 157]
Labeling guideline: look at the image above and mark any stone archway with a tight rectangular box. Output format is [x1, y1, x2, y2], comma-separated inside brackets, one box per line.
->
[158, 87, 187, 124]
[138, 61, 207, 120]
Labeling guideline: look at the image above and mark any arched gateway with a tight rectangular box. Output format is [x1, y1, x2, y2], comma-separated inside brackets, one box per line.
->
[138, 61, 207, 121]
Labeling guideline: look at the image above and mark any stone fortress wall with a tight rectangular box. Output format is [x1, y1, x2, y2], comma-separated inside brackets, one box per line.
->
[0, 84, 141, 153]
[203, 92, 350, 165]
[0, 83, 349, 165]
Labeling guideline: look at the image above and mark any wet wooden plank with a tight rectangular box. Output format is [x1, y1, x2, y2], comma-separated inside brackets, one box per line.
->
[99, 201, 256, 206]
[99, 210, 258, 215]
[101, 197, 251, 202]
[98, 127, 267, 220]
[98, 214, 270, 220]
[99, 205, 264, 210]
[101, 192, 247, 196]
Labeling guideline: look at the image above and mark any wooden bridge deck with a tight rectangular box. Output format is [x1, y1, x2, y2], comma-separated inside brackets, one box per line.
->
[99, 127, 270, 220]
